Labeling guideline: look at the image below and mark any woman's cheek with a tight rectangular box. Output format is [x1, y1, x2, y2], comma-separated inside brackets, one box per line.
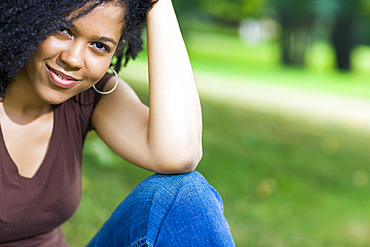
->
[85, 58, 112, 84]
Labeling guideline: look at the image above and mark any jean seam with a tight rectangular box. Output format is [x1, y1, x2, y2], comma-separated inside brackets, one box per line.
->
[129, 237, 153, 247]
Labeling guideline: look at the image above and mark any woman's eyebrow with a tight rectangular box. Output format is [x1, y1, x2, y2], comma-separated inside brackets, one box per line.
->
[68, 23, 118, 46]
[91, 36, 118, 46]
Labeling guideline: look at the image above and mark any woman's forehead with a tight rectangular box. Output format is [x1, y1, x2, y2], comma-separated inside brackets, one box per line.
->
[68, 3, 126, 41]
[67, 1, 126, 23]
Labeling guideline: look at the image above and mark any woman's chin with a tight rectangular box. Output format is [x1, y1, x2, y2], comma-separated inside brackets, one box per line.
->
[37, 88, 75, 105]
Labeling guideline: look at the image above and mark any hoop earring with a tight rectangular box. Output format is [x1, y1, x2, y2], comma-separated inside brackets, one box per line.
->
[93, 67, 119, 95]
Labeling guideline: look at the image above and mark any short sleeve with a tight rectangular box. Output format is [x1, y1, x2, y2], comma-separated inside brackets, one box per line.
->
[63, 73, 114, 137]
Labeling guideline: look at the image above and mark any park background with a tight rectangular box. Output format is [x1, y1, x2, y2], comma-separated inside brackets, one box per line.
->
[63, 0, 370, 246]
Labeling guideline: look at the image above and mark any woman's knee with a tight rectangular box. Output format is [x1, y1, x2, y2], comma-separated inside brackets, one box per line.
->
[88, 171, 234, 247]
[140, 171, 234, 246]
[137, 171, 224, 212]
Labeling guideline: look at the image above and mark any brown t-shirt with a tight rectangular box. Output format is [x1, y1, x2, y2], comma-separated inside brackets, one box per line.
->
[0, 74, 112, 246]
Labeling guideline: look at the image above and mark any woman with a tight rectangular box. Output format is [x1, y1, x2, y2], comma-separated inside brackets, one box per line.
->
[0, 0, 235, 246]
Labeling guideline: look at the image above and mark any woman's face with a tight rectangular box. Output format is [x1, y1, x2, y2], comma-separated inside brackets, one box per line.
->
[24, 3, 125, 104]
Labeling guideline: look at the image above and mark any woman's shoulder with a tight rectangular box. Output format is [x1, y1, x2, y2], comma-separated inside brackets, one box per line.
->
[57, 73, 115, 123]
[94, 73, 115, 92]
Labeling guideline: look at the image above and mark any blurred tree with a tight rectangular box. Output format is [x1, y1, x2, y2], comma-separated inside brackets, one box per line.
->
[198, 0, 266, 26]
[325, 0, 360, 71]
[172, 0, 199, 17]
[269, 0, 362, 71]
[173, 0, 367, 71]
[268, 0, 316, 67]
[173, 0, 266, 26]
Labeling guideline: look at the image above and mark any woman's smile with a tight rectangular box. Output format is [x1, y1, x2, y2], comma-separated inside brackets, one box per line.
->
[46, 65, 83, 89]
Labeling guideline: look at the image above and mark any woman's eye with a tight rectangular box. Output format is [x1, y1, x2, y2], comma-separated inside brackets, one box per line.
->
[93, 42, 110, 53]
[58, 27, 71, 36]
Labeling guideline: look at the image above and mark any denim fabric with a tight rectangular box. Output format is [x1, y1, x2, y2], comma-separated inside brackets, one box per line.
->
[86, 171, 235, 247]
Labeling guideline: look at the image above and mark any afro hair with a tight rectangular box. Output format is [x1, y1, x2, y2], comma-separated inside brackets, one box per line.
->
[0, 0, 156, 99]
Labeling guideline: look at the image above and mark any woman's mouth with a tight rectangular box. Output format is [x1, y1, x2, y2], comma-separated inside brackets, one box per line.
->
[46, 65, 82, 89]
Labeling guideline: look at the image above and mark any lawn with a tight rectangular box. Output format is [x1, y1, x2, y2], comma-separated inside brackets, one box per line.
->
[63, 30, 370, 246]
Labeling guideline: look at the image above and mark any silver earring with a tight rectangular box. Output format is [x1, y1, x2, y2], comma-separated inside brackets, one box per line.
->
[93, 67, 119, 95]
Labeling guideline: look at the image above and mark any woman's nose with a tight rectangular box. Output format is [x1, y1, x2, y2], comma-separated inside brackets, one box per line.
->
[59, 42, 85, 69]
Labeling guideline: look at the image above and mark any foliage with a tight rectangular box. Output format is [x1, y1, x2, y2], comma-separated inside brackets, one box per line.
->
[199, 0, 266, 23]
[173, 0, 266, 24]
[266, 0, 364, 70]
[172, 0, 370, 70]
[268, 0, 315, 25]
[360, 0, 370, 17]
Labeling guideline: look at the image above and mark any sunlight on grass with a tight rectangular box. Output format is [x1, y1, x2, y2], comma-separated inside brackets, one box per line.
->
[353, 45, 370, 74]
[186, 31, 280, 67]
[305, 41, 336, 71]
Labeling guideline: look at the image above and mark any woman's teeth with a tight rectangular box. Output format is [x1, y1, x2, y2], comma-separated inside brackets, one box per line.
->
[57, 74, 72, 81]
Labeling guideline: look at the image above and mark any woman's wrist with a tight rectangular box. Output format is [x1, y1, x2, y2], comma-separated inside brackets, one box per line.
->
[148, 0, 172, 11]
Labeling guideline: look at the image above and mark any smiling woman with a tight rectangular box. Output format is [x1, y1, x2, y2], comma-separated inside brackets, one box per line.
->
[0, 0, 235, 246]
[22, 4, 124, 104]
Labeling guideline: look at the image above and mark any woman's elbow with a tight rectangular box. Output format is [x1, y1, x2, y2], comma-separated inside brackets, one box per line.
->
[155, 146, 203, 174]
[180, 147, 203, 173]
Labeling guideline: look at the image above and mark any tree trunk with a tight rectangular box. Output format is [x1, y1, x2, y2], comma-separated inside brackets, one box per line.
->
[331, 19, 355, 71]
[280, 17, 311, 68]
[291, 29, 310, 67]
[281, 21, 292, 66]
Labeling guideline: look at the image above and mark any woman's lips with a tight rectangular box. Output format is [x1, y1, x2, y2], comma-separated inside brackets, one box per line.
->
[46, 66, 81, 89]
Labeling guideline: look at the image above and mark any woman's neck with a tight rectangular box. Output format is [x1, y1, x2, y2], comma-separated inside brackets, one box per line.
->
[2, 68, 52, 124]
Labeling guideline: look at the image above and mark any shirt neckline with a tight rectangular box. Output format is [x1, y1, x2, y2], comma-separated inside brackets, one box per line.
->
[0, 106, 62, 189]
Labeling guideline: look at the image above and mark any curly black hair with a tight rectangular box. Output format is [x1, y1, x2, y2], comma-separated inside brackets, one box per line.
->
[0, 0, 156, 99]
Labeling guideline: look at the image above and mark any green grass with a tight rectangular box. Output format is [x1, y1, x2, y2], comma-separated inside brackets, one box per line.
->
[63, 81, 370, 246]
[200, 100, 370, 246]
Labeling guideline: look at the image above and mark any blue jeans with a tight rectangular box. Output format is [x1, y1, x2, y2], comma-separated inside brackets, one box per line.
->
[86, 171, 235, 246]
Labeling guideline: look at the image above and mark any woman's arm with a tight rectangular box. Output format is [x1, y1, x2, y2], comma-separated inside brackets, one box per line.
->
[92, 0, 202, 174]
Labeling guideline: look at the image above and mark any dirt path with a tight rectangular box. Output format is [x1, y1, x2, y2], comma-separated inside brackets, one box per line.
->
[121, 62, 370, 133]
